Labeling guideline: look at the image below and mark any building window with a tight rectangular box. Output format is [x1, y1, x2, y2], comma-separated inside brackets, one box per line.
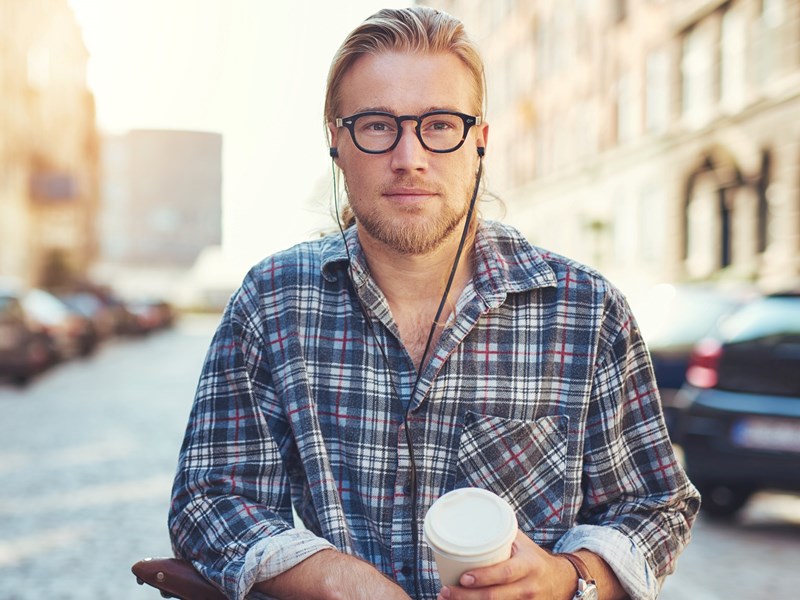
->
[645, 48, 670, 133]
[681, 25, 714, 128]
[612, 0, 628, 23]
[762, 0, 785, 26]
[638, 184, 667, 264]
[720, 5, 747, 112]
[615, 73, 634, 143]
[756, 0, 784, 83]
[534, 16, 551, 82]
[575, 99, 599, 160]
[535, 11, 568, 81]
[686, 177, 722, 278]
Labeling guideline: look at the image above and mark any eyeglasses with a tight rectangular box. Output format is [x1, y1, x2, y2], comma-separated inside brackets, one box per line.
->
[334, 110, 482, 154]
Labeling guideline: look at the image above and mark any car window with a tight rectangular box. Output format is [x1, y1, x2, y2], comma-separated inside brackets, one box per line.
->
[635, 286, 744, 348]
[0, 296, 24, 319]
[721, 296, 800, 343]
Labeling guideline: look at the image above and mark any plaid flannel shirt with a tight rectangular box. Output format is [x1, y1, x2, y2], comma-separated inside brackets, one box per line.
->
[169, 220, 699, 600]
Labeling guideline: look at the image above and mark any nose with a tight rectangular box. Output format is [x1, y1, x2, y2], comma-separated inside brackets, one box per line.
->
[390, 121, 428, 172]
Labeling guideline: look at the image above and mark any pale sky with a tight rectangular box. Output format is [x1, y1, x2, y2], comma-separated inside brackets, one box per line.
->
[67, 0, 410, 271]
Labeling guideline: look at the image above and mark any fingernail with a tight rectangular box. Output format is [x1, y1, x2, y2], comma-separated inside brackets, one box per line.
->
[461, 573, 475, 586]
[439, 587, 451, 599]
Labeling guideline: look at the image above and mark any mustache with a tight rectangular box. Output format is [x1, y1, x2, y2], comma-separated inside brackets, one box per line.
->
[379, 177, 444, 195]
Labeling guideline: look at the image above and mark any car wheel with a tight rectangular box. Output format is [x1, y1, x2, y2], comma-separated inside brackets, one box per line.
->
[696, 483, 754, 518]
[12, 373, 31, 387]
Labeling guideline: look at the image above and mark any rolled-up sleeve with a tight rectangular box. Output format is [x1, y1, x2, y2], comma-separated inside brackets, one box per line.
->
[168, 275, 334, 600]
[556, 290, 700, 600]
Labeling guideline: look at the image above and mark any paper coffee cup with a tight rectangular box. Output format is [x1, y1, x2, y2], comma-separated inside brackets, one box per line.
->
[423, 487, 518, 587]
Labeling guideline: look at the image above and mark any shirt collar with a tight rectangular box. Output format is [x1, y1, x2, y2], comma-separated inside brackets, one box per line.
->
[319, 220, 558, 300]
[320, 225, 368, 285]
[470, 220, 558, 308]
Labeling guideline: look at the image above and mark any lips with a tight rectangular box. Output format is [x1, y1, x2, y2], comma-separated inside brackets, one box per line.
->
[383, 187, 438, 202]
[385, 187, 434, 194]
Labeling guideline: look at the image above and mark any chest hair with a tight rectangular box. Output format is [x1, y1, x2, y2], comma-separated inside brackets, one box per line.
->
[393, 302, 454, 371]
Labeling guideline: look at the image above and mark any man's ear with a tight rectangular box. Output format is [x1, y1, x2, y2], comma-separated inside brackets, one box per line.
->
[476, 122, 489, 156]
[327, 123, 340, 160]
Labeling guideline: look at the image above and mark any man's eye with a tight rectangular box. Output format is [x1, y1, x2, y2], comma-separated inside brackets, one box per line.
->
[425, 120, 457, 132]
[360, 120, 395, 134]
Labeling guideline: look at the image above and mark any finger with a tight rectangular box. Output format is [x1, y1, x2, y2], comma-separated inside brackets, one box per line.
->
[457, 531, 546, 589]
[457, 553, 528, 588]
[440, 578, 539, 600]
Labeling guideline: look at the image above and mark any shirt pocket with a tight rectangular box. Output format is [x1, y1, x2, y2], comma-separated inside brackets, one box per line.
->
[454, 412, 569, 531]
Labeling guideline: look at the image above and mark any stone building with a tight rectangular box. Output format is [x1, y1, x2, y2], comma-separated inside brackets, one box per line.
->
[424, 0, 800, 292]
[0, 0, 100, 288]
[99, 129, 222, 269]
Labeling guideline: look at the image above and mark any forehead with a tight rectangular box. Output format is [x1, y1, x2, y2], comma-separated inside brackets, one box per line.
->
[337, 51, 476, 115]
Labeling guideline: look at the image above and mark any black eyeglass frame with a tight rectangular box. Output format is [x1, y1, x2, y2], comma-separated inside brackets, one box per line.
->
[334, 110, 482, 154]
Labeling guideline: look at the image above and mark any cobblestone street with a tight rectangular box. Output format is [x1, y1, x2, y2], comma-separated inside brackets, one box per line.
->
[1, 314, 798, 599]
[0, 315, 215, 600]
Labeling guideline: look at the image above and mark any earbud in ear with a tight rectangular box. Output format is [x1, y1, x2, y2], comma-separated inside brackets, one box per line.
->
[329, 147, 339, 158]
[477, 146, 485, 157]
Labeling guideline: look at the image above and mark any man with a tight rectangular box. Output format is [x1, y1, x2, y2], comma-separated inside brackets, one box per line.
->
[169, 7, 699, 600]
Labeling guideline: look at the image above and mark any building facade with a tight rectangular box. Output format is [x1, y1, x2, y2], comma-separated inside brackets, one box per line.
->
[99, 130, 222, 269]
[425, 0, 800, 292]
[0, 0, 100, 288]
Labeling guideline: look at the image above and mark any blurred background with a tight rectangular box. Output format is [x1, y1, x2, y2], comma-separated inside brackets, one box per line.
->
[1, 0, 799, 598]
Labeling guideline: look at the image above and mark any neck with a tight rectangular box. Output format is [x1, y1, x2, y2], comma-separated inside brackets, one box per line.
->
[357, 220, 477, 308]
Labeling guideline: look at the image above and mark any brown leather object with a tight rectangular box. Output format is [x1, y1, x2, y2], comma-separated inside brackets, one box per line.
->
[132, 557, 228, 600]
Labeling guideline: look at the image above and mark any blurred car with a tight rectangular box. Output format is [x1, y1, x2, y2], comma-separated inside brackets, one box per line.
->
[630, 283, 755, 436]
[0, 283, 51, 384]
[21, 288, 97, 359]
[129, 298, 176, 331]
[58, 290, 117, 341]
[672, 291, 800, 518]
[116, 297, 177, 335]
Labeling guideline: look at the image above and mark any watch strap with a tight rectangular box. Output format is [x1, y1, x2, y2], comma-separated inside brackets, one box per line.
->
[559, 551, 598, 600]
[559, 552, 595, 583]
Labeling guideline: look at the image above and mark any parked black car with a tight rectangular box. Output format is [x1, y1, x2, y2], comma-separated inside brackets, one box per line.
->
[672, 291, 800, 517]
[0, 281, 51, 384]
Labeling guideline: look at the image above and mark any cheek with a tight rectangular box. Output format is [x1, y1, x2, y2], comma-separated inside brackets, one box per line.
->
[444, 159, 480, 197]
[341, 157, 383, 196]
[342, 165, 374, 203]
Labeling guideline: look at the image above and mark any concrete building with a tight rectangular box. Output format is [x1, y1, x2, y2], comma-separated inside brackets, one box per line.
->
[0, 0, 100, 288]
[424, 0, 800, 292]
[99, 129, 223, 269]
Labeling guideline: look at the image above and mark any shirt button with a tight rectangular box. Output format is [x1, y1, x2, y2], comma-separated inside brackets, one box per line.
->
[401, 564, 413, 577]
[402, 482, 412, 495]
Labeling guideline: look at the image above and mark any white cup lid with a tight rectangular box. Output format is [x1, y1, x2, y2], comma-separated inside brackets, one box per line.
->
[423, 488, 517, 557]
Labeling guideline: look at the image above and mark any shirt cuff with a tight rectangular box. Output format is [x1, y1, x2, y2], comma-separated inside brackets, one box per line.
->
[553, 524, 659, 600]
[235, 528, 336, 600]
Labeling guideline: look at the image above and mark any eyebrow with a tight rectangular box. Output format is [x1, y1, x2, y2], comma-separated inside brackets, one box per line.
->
[350, 105, 464, 115]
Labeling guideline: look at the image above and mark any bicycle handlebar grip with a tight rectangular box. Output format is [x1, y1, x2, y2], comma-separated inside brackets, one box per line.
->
[132, 557, 227, 600]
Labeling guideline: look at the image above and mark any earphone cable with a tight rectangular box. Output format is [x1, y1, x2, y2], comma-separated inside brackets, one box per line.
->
[332, 155, 483, 598]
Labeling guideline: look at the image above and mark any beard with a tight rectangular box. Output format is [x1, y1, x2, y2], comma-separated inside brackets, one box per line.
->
[346, 177, 471, 255]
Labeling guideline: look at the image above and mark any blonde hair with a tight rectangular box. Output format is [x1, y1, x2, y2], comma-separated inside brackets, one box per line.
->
[324, 6, 486, 135]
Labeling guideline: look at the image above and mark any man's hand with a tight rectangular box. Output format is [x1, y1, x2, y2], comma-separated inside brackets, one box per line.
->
[255, 548, 412, 600]
[436, 530, 629, 600]
[435, 530, 574, 600]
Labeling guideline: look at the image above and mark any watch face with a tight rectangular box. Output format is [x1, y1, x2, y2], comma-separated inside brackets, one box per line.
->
[578, 583, 598, 600]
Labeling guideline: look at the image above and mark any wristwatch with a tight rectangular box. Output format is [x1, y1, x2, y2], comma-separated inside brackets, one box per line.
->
[559, 552, 598, 600]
